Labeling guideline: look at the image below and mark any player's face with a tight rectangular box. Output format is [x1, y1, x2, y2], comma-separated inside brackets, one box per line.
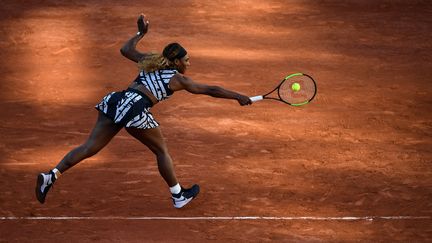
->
[175, 55, 190, 74]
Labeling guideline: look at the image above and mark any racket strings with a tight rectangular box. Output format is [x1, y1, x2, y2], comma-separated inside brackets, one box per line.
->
[279, 76, 316, 105]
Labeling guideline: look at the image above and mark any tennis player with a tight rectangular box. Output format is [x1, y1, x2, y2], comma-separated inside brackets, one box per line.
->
[35, 14, 252, 208]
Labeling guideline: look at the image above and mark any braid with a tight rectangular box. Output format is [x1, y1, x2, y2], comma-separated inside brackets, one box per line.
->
[138, 43, 187, 73]
[138, 52, 173, 72]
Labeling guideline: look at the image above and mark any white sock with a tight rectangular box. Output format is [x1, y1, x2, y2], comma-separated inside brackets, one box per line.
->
[52, 168, 61, 179]
[170, 183, 181, 194]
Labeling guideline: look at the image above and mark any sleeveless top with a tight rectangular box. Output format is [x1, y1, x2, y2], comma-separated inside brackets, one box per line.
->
[133, 69, 178, 101]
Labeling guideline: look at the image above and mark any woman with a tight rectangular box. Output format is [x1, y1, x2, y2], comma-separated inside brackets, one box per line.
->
[35, 14, 252, 209]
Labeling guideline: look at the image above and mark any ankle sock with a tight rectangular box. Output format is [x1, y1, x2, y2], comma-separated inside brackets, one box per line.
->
[170, 183, 181, 194]
[51, 168, 61, 180]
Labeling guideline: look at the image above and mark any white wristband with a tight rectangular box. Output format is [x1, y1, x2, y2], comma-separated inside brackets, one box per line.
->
[136, 31, 141, 36]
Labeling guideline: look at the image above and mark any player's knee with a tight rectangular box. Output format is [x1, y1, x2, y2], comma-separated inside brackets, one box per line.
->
[153, 147, 169, 158]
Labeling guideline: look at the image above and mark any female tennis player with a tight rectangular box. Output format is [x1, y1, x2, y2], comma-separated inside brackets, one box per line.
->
[35, 14, 252, 208]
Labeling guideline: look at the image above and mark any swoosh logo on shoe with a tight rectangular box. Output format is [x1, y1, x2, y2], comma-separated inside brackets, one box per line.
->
[40, 174, 50, 193]
[173, 196, 187, 202]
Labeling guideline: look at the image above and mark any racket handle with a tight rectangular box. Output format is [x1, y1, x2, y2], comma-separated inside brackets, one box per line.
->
[250, 95, 263, 102]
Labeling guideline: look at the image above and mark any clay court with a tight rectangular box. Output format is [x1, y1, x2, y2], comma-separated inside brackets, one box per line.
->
[1, 0, 431, 241]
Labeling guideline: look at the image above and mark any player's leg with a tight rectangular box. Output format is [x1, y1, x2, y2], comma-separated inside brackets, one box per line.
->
[55, 112, 122, 173]
[125, 126, 199, 208]
[35, 111, 122, 204]
[125, 126, 177, 186]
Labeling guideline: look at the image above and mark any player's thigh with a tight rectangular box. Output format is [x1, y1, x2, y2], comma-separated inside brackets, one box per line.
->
[85, 112, 122, 150]
[125, 126, 167, 154]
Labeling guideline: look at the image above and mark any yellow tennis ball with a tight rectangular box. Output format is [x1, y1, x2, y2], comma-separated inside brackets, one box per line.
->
[292, 82, 301, 91]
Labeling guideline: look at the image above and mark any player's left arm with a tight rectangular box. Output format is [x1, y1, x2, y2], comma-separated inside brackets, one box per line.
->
[169, 74, 252, 106]
[120, 14, 150, 63]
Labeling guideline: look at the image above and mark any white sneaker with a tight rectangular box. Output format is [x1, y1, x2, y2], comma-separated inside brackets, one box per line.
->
[35, 171, 56, 204]
[171, 184, 200, 208]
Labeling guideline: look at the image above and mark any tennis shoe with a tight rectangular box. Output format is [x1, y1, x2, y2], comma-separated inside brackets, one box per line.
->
[35, 171, 56, 204]
[171, 184, 200, 208]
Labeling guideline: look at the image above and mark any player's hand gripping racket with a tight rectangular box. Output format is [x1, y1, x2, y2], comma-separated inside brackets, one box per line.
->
[250, 73, 317, 106]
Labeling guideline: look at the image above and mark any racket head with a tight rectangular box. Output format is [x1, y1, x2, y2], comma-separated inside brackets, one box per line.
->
[277, 73, 317, 106]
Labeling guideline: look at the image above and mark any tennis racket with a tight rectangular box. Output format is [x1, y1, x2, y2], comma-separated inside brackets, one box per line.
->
[250, 73, 317, 106]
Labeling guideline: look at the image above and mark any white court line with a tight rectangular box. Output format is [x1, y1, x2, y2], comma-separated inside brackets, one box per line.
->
[0, 216, 430, 221]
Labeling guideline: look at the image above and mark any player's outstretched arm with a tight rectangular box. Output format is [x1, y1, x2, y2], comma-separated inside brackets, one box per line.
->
[170, 74, 252, 106]
[120, 14, 149, 63]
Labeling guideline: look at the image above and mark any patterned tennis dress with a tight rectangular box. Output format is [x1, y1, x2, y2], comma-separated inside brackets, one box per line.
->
[95, 69, 178, 129]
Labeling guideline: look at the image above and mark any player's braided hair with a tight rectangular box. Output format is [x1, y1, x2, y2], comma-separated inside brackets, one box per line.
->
[138, 52, 171, 72]
[138, 43, 187, 73]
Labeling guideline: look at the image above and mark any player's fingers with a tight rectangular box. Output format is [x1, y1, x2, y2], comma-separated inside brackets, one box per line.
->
[142, 15, 149, 27]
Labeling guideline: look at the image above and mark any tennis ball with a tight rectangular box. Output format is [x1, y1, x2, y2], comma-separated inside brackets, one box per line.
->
[292, 82, 301, 91]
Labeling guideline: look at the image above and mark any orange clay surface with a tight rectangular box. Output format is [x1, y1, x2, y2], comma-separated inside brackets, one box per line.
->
[0, 0, 431, 242]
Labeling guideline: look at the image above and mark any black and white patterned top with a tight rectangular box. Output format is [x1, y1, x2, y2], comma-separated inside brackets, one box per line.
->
[133, 69, 178, 101]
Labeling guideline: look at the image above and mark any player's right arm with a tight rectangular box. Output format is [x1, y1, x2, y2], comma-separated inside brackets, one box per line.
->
[120, 14, 149, 63]
[169, 74, 252, 106]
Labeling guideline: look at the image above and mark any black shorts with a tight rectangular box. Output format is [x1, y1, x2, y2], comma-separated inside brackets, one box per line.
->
[95, 88, 159, 129]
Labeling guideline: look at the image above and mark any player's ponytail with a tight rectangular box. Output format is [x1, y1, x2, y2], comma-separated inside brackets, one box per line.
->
[138, 52, 172, 72]
[138, 43, 187, 73]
